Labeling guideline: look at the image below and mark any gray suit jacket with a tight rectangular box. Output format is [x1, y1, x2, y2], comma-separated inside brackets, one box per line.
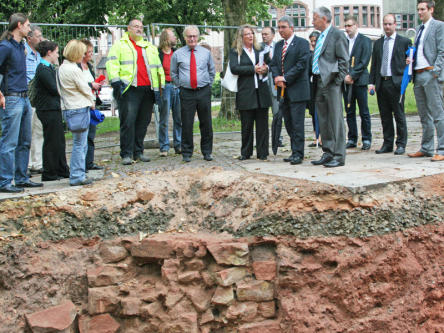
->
[262, 41, 277, 97]
[318, 26, 349, 87]
[419, 18, 444, 82]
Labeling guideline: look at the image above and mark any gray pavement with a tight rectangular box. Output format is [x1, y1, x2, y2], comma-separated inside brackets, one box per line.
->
[0, 114, 443, 201]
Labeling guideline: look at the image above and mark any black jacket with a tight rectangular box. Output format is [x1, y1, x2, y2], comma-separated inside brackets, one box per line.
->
[229, 48, 272, 111]
[270, 36, 311, 102]
[369, 34, 412, 91]
[348, 33, 372, 86]
[34, 63, 60, 111]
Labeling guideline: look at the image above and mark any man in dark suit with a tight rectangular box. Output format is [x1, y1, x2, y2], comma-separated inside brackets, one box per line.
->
[311, 7, 349, 168]
[409, 0, 444, 161]
[343, 16, 372, 151]
[270, 15, 310, 165]
[369, 14, 411, 155]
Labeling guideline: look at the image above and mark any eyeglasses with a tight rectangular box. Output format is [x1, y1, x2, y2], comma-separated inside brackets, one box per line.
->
[130, 25, 143, 29]
[344, 24, 354, 27]
[186, 35, 198, 39]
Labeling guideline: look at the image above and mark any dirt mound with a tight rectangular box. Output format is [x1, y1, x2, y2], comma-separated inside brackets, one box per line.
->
[0, 168, 442, 243]
[0, 225, 443, 332]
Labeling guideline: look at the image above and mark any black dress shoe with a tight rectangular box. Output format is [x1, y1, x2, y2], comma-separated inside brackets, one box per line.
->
[87, 164, 104, 170]
[290, 157, 303, 165]
[394, 146, 405, 155]
[311, 154, 333, 166]
[15, 180, 43, 188]
[238, 156, 250, 161]
[324, 160, 345, 168]
[308, 142, 317, 147]
[258, 156, 268, 161]
[361, 141, 371, 150]
[174, 147, 182, 155]
[375, 146, 393, 154]
[345, 141, 357, 149]
[283, 155, 294, 162]
[183, 156, 191, 162]
[203, 155, 213, 161]
[29, 168, 43, 174]
[0, 184, 24, 193]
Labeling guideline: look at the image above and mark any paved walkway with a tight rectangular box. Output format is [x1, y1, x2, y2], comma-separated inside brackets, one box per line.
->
[1, 115, 443, 201]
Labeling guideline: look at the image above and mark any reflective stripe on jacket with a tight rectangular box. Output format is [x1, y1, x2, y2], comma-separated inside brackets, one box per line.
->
[106, 32, 165, 93]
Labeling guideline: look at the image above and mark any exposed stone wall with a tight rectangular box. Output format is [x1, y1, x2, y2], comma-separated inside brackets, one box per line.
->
[17, 225, 444, 333]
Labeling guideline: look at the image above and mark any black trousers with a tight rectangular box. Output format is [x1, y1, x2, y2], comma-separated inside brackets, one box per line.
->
[86, 123, 96, 168]
[118, 86, 154, 158]
[239, 108, 269, 159]
[343, 84, 372, 143]
[281, 98, 306, 159]
[179, 85, 213, 157]
[36, 110, 69, 180]
[376, 79, 407, 148]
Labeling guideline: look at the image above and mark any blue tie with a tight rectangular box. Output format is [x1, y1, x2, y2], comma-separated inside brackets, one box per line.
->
[312, 33, 324, 74]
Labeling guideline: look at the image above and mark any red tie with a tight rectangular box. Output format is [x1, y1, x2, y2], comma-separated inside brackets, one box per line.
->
[190, 49, 197, 89]
[281, 41, 288, 74]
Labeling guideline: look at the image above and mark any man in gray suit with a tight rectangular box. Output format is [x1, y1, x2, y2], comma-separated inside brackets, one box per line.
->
[311, 7, 349, 167]
[408, 0, 444, 161]
[262, 27, 282, 147]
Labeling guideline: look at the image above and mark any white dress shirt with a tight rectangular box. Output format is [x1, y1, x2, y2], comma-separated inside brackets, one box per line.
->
[381, 32, 397, 77]
[415, 18, 432, 70]
[243, 46, 258, 88]
[347, 33, 358, 56]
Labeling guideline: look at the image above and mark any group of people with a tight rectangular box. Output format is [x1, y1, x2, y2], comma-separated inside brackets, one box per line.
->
[0, 0, 443, 193]
[234, 1, 443, 168]
[0, 13, 104, 193]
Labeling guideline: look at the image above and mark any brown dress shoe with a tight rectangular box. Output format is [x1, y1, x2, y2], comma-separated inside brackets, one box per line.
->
[408, 151, 433, 158]
[431, 154, 444, 162]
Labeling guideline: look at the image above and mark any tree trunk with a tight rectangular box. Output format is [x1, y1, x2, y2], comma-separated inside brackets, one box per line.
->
[218, 0, 248, 119]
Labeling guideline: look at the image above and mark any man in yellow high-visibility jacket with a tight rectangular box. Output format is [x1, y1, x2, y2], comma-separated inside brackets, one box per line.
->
[106, 18, 165, 165]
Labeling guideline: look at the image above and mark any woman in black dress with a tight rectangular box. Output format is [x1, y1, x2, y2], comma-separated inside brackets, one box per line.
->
[34, 40, 70, 181]
[229, 25, 272, 160]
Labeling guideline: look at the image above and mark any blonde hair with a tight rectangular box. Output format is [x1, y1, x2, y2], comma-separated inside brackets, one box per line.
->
[63, 39, 86, 62]
[232, 25, 260, 55]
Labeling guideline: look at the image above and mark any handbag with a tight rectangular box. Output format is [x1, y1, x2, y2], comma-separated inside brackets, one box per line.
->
[221, 54, 241, 92]
[64, 107, 90, 133]
[56, 70, 89, 132]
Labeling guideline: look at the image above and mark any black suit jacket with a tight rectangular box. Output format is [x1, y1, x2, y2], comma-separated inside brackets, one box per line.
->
[348, 33, 372, 86]
[270, 36, 310, 103]
[229, 48, 272, 111]
[369, 34, 412, 91]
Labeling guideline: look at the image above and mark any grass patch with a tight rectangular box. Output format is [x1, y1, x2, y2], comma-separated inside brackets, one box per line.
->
[193, 116, 241, 133]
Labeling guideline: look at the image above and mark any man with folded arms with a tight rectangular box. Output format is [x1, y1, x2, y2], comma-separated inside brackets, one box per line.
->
[0, 13, 43, 193]
[408, 0, 444, 162]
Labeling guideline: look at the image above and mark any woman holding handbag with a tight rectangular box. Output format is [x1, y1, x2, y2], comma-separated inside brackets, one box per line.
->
[34, 40, 70, 182]
[229, 25, 271, 161]
[58, 39, 95, 186]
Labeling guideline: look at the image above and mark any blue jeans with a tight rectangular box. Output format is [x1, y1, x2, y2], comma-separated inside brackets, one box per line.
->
[0, 96, 32, 187]
[64, 107, 90, 185]
[156, 84, 182, 152]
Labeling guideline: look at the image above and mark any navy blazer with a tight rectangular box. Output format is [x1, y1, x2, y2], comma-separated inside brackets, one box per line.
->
[270, 35, 310, 103]
[229, 48, 271, 111]
[348, 33, 372, 86]
[369, 34, 412, 91]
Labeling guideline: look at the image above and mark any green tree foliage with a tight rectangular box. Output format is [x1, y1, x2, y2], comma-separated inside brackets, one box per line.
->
[435, 0, 444, 21]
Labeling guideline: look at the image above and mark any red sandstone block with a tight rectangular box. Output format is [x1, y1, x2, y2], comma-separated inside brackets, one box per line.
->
[252, 261, 277, 281]
[87, 266, 125, 287]
[25, 301, 77, 333]
[178, 271, 201, 283]
[238, 320, 282, 333]
[237, 280, 274, 302]
[78, 314, 120, 333]
[183, 285, 213, 312]
[99, 243, 128, 263]
[88, 286, 120, 315]
[258, 301, 276, 318]
[226, 301, 258, 321]
[130, 238, 174, 260]
[212, 286, 234, 305]
[216, 267, 248, 286]
[207, 242, 249, 266]
[121, 297, 142, 316]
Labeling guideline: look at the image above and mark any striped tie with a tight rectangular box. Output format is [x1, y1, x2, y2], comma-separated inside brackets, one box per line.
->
[312, 33, 324, 74]
[281, 41, 288, 74]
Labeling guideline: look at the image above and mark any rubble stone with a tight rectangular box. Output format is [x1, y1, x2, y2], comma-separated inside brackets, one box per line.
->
[25, 301, 77, 333]
[252, 261, 276, 281]
[207, 242, 249, 266]
[211, 286, 234, 305]
[216, 267, 248, 286]
[78, 313, 120, 333]
[237, 280, 274, 302]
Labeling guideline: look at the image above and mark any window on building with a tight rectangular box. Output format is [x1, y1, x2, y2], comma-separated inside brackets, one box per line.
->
[333, 5, 380, 28]
[285, 3, 307, 28]
[394, 13, 416, 30]
[262, 6, 277, 27]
